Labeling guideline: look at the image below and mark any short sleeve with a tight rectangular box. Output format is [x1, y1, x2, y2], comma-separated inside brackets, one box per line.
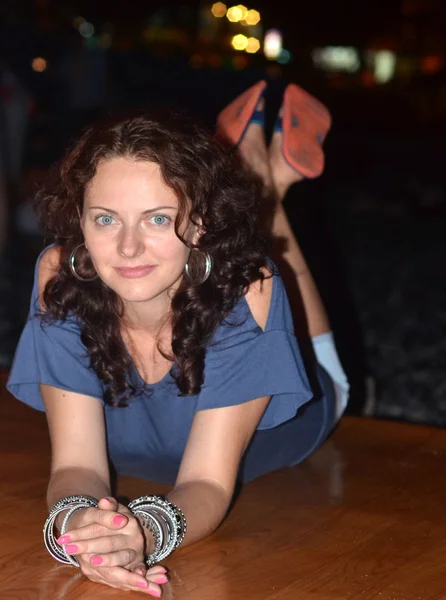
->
[196, 327, 313, 431]
[6, 251, 103, 410]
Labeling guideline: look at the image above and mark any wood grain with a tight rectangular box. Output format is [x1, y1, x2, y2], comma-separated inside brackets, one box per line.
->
[1, 370, 446, 599]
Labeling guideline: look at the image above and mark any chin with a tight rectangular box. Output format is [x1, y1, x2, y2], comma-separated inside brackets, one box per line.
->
[117, 287, 159, 303]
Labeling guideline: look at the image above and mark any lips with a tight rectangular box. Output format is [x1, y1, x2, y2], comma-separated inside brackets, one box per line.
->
[114, 265, 156, 278]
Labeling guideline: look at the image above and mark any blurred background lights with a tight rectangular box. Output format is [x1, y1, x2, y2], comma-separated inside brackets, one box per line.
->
[79, 21, 95, 38]
[374, 50, 396, 83]
[277, 48, 292, 64]
[99, 33, 112, 49]
[421, 55, 443, 74]
[312, 46, 360, 73]
[246, 37, 260, 53]
[31, 57, 47, 72]
[72, 16, 85, 29]
[237, 5, 248, 19]
[232, 33, 249, 50]
[211, 2, 227, 18]
[264, 29, 282, 60]
[244, 9, 260, 25]
[227, 5, 246, 22]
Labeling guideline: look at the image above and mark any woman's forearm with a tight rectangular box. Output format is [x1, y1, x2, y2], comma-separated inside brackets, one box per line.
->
[166, 479, 231, 549]
[47, 466, 111, 531]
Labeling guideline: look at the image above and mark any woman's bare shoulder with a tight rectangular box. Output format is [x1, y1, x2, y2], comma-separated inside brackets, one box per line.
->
[38, 246, 62, 307]
[244, 266, 273, 332]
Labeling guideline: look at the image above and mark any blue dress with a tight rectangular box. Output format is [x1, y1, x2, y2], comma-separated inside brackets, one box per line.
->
[7, 248, 336, 484]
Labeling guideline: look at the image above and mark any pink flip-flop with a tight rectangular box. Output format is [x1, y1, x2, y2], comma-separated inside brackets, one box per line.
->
[282, 84, 332, 179]
[216, 80, 266, 146]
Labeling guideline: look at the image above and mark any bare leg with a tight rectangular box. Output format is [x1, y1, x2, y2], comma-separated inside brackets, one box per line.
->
[239, 102, 349, 416]
[239, 107, 330, 338]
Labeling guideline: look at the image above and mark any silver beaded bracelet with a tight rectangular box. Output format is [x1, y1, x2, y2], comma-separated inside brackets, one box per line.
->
[128, 496, 187, 566]
[43, 495, 98, 566]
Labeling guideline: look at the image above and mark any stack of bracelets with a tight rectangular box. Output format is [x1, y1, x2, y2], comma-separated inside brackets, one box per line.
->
[43, 494, 187, 568]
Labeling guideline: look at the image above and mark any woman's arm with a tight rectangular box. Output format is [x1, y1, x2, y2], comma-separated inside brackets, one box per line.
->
[41, 385, 111, 514]
[164, 272, 274, 548]
[167, 394, 271, 549]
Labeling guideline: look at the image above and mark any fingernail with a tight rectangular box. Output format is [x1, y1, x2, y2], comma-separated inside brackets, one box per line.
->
[64, 544, 79, 554]
[135, 567, 146, 576]
[113, 515, 126, 525]
[148, 591, 161, 598]
[158, 568, 167, 574]
[155, 576, 168, 585]
[91, 556, 103, 565]
[136, 581, 148, 589]
[57, 535, 70, 544]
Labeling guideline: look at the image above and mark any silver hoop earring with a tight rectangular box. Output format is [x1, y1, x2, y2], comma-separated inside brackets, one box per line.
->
[184, 251, 213, 285]
[69, 243, 98, 282]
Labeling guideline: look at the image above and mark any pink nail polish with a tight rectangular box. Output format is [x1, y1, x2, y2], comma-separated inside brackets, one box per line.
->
[64, 544, 79, 554]
[91, 556, 103, 566]
[158, 568, 167, 574]
[57, 535, 70, 544]
[155, 576, 168, 585]
[136, 581, 148, 589]
[113, 515, 126, 526]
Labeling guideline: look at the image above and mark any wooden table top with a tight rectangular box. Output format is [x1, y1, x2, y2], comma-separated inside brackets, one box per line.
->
[2, 374, 446, 600]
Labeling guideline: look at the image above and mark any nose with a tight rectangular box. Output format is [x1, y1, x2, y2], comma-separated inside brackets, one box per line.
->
[117, 224, 145, 259]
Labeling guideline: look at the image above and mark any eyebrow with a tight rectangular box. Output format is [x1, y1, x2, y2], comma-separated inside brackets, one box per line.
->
[88, 205, 177, 215]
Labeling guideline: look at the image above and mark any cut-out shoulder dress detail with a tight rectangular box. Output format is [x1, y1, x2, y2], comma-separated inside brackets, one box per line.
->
[7, 246, 336, 483]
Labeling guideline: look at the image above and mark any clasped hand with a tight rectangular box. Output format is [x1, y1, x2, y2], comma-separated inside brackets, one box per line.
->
[57, 497, 167, 597]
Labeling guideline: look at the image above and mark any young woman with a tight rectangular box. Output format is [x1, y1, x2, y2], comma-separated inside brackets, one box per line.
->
[7, 86, 347, 597]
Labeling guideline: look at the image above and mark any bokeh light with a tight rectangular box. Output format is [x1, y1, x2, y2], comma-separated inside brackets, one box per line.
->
[232, 34, 248, 50]
[227, 5, 244, 22]
[374, 50, 397, 83]
[211, 2, 227, 18]
[264, 29, 282, 60]
[312, 46, 360, 73]
[31, 57, 47, 72]
[72, 16, 85, 29]
[246, 37, 260, 53]
[277, 49, 292, 64]
[79, 21, 95, 38]
[99, 33, 112, 49]
[245, 9, 261, 25]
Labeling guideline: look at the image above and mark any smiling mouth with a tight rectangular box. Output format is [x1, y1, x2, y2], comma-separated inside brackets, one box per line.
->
[113, 265, 156, 278]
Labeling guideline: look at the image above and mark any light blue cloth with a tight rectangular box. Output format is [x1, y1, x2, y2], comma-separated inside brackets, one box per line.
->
[311, 332, 349, 421]
[7, 247, 336, 483]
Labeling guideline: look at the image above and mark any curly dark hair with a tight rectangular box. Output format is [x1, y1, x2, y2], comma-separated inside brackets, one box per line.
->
[37, 111, 269, 407]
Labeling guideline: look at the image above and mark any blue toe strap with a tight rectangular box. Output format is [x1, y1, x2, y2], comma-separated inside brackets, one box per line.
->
[273, 116, 283, 132]
[250, 109, 265, 126]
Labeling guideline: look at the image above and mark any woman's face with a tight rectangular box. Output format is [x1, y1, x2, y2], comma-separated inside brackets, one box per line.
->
[82, 157, 195, 306]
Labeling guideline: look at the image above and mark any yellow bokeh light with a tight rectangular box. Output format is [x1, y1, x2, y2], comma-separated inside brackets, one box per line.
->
[237, 5, 248, 19]
[232, 33, 248, 50]
[211, 2, 227, 17]
[245, 9, 261, 25]
[31, 57, 47, 72]
[227, 6, 243, 22]
[246, 37, 260, 53]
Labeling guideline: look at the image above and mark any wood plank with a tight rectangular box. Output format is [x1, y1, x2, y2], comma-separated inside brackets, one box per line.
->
[1, 377, 446, 599]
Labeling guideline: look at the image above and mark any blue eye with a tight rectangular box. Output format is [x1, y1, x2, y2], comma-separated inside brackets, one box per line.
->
[150, 215, 170, 226]
[96, 215, 115, 226]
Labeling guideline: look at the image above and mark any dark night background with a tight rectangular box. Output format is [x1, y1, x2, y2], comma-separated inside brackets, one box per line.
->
[1, 0, 446, 424]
